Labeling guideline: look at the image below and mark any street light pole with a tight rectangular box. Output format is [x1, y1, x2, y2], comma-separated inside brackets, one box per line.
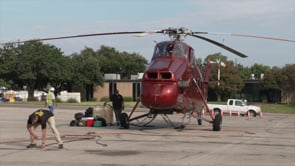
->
[217, 55, 221, 88]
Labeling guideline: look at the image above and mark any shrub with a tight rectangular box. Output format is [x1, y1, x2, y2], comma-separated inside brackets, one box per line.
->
[100, 96, 133, 102]
[100, 96, 110, 102]
[123, 97, 133, 102]
[56, 97, 62, 103]
[89, 97, 97, 102]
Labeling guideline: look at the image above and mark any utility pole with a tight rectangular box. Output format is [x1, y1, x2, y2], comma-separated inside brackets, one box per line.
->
[217, 54, 221, 89]
[209, 53, 226, 102]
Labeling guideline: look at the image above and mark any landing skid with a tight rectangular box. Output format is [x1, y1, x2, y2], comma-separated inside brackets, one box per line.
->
[120, 101, 158, 129]
[122, 91, 222, 131]
[129, 112, 157, 127]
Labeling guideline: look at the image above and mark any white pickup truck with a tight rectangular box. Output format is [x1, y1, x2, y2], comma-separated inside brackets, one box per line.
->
[207, 99, 261, 117]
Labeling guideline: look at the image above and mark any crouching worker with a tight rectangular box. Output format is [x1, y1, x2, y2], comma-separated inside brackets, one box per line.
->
[26, 109, 63, 149]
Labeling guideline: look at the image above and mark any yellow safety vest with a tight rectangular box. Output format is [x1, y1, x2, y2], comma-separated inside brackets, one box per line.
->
[46, 92, 54, 105]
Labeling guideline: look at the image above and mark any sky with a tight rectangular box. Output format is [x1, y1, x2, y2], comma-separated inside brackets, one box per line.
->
[0, 0, 294, 67]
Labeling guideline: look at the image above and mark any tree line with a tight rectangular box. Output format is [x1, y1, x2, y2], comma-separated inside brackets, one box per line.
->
[0, 41, 147, 101]
[0, 41, 294, 102]
[202, 53, 295, 103]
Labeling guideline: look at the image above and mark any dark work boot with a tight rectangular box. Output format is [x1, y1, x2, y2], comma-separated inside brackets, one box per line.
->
[26, 144, 37, 148]
[59, 144, 64, 149]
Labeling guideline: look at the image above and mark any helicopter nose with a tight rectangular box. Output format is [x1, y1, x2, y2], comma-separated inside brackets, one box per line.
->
[141, 72, 178, 109]
[141, 82, 178, 109]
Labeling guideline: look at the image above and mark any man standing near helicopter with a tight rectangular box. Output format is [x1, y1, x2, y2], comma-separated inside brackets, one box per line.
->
[45, 87, 56, 113]
[110, 90, 124, 126]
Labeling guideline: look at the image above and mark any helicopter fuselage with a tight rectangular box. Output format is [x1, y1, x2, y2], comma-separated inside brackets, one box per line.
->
[141, 41, 206, 114]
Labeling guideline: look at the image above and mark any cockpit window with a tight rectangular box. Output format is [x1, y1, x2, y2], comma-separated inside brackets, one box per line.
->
[173, 44, 182, 57]
[153, 42, 166, 56]
[166, 43, 174, 55]
[153, 42, 184, 57]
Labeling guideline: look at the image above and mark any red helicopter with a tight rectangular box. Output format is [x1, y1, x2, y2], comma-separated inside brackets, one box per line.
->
[2, 27, 294, 131]
[116, 28, 293, 130]
[124, 28, 249, 131]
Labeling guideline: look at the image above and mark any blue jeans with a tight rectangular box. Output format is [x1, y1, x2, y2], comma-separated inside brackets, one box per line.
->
[48, 105, 55, 113]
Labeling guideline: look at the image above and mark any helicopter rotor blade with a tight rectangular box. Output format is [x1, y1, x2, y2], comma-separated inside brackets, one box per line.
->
[0, 31, 149, 45]
[1, 27, 291, 58]
[191, 34, 248, 58]
[194, 32, 295, 43]
[231, 33, 295, 42]
[133, 30, 163, 37]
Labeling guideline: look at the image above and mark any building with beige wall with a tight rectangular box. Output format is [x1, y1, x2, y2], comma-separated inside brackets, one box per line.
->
[93, 80, 141, 101]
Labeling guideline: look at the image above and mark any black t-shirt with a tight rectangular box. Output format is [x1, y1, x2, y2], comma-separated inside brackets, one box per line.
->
[111, 93, 124, 109]
[27, 109, 53, 129]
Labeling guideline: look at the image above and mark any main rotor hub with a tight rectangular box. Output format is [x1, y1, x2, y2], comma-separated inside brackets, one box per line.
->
[163, 27, 192, 41]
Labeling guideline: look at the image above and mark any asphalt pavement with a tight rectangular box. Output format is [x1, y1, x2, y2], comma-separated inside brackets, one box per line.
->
[0, 104, 294, 166]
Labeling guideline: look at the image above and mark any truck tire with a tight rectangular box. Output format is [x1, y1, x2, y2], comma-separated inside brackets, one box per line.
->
[248, 110, 256, 117]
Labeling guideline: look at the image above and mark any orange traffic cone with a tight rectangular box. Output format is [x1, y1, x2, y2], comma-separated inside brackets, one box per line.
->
[237, 112, 240, 117]
[247, 111, 251, 118]
[229, 110, 232, 117]
[259, 112, 263, 119]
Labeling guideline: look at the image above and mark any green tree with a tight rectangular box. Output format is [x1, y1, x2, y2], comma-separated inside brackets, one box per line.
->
[1, 43, 148, 101]
[71, 47, 104, 101]
[261, 64, 295, 103]
[261, 66, 281, 90]
[260, 66, 281, 102]
[0, 41, 69, 100]
[237, 64, 251, 80]
[96, 45, 147, 79]
[119, 51, 147, 79]
[49, 55, 73, 94]
[250, 63, 270, 79]
[205, 53, 244, 101]
[0, 44, 18, 89]
[222, 61, 244, 99]
[281, 64, 295, 103]
[19, 41, 72, 100]
[70, 46, 147, 101]
[96, 45, 121, 73]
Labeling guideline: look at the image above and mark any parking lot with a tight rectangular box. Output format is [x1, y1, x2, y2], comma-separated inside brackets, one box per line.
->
[1, 104, 294, 166]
